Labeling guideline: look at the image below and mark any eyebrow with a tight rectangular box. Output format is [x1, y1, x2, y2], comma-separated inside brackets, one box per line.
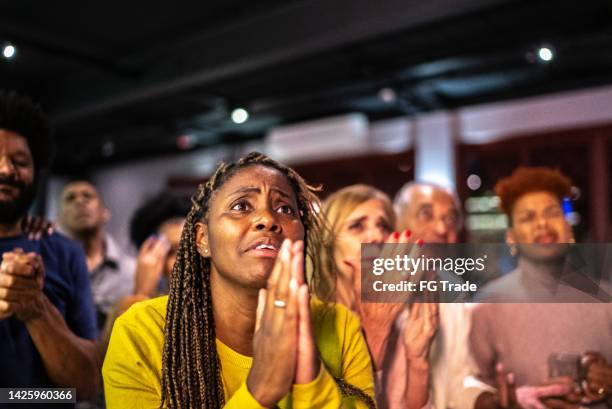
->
[228, 186, 292, 199]
[347, 215, 367, 224]
[416, 203, 433, 211]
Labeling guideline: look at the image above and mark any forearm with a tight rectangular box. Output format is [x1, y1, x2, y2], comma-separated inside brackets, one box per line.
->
[405, 358, 430, 409]
[25, 295, 99, 399]
[361, 322, 393, 370]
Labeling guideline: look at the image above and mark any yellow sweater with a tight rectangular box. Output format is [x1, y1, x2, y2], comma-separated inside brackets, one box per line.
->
[102, 295, 375, 408]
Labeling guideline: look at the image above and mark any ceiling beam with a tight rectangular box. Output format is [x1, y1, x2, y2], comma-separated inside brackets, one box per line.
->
[52, 0, 513, 125]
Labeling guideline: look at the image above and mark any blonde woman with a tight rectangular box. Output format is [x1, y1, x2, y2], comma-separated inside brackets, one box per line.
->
[310, 184, 438, 409]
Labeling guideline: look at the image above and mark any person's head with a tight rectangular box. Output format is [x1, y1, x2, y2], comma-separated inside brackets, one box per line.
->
[130, 192, 190, 279]
[161, 152, 322, 408]
[0, 91, 52, 224]
[496, 167, 574, 262]
[394, 181, 461, 244]
[312, 184, 395, 301]
[58, 180, 109, 237]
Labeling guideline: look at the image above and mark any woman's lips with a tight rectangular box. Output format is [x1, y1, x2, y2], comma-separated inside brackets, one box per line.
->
[246, 243, 280, 258]
[534, 233, 559, 244]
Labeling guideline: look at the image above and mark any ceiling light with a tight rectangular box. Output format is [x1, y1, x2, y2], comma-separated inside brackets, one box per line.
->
[537, 46, 553, 62]
[2, 43, 16, 60]
[378, 87, 397, 103]
[231, 108, 249, 124]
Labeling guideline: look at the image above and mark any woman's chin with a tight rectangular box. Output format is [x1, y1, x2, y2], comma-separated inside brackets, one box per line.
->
[246, 265, 275, 289]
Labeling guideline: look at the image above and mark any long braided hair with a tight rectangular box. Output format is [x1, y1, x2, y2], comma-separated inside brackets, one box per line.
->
[160, 152, 375, 409]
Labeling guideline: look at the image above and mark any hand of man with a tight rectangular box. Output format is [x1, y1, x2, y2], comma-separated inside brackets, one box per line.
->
[0, 248, 46, 321]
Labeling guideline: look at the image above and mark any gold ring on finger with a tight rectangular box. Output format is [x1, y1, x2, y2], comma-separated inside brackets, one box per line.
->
[273, 299, 287, 309]
[598, 387, 606, 395]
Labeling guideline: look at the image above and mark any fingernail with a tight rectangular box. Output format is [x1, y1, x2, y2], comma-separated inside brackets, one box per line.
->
[393, 231, 400, 239]
[507, 373, 514, 383]
[404, 229, 412, 238]
[496, 362, 503, 371]
[290, 277, 298, 290]
[417, 239, 424, 247]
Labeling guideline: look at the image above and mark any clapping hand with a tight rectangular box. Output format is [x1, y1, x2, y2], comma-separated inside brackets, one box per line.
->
[0, 248, 46, 321]
[134, 235, 171, 297]
[247, 239, 319, 407]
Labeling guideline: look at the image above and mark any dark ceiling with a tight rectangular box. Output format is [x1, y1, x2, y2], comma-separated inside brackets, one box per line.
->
[2, 0, 612, 173]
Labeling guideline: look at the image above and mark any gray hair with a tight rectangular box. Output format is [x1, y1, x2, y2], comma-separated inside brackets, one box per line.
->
[393, 181, 463, 228]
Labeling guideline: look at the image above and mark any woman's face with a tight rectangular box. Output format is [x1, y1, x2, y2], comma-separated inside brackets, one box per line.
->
[507, 191, 574, 261]
[333, 198, 393, 277]
[202, 165, 305, 290]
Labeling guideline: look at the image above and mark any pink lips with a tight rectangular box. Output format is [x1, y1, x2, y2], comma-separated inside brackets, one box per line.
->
[534, 232, 558, 244]
[245, 237, 281, 258]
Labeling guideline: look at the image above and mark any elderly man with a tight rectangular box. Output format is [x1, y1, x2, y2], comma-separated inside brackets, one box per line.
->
[394, 181, 461, 244]
[0, 90, 99, 404]
[388, 181, 488, 409]
[58, 180, 135, 330]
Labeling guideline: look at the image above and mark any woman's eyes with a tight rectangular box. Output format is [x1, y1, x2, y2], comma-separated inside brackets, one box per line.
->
[230, 200, 251, 212]
[349, 220, 390, 233]
[229, 200, 295, 215]
[277, 204, 295, 215]
[348, 221, 364, 231]
[378, 221, 392, 233]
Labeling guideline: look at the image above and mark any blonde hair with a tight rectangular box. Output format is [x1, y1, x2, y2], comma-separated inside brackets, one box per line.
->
[310, 184, 395, 302]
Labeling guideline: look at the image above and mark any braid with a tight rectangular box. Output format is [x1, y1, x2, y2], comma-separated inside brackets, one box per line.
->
[333, 376, 377, 409]
[160, 152, 372, 409]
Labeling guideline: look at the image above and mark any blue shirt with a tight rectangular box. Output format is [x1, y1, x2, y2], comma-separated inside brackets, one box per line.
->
[0, 233, 97, 407]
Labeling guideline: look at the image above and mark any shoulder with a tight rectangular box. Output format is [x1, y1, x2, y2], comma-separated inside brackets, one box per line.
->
[105, 234, 136, 273]
[105, 296, 167, 368]
[118, 295, 168, 333]
[39, 232, 84, 258]
[475, 269, 522, 302]
[311, 297, 361, 333]
[37, 233, 88, 282]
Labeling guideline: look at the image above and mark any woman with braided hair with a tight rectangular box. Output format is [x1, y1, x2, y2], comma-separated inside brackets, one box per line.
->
[102, 152, 376, 408]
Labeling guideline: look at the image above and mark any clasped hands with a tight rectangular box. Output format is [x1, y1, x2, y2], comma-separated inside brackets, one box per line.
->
[0, 248, 46, 321]
[246, 239, 320, 408]
[494, 356, 612, 409]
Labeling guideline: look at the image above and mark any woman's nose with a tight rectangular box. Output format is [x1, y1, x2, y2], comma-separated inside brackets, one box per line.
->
[364, 227, 384, 244]
[253, 208, 281, 232]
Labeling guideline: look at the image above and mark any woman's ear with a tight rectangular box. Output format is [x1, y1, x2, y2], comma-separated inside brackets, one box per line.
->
[195, 221, 210, 258]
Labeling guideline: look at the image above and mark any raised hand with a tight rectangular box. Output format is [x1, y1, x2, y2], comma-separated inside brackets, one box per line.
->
[247, 239, 299, 407]
[516, 378, 575, 409]
[582, 352, 611, 402]
[403, 302, 438, 362]
[21, 215, 55, 240]
[289, 240, 320, 385]
[360, 229, 416, 368]
[0, 248, 46, 321]
[134, 235, 171, 297]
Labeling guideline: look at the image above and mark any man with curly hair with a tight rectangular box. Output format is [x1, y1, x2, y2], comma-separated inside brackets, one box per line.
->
[0, 90, 99, 405]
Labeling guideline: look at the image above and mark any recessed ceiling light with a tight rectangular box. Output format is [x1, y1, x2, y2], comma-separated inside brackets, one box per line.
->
[2, 43, 16, 60]
[537, 46, 553, 62]
[231, 108, 249, 124]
